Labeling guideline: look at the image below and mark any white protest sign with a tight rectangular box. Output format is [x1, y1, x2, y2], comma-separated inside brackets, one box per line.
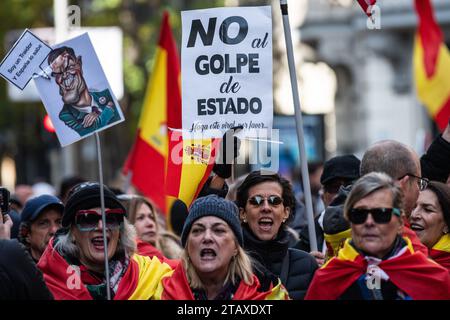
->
[0, 29, 52, 90]
[33, 33, 124, 147]
[181, 6, 273, 138]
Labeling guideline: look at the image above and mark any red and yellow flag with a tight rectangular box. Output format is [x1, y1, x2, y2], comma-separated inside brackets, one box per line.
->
[38, 238, 173, 300]
[430, 234, 450, 271]
[153, 262, 289, 300]
[124, 12, 215, 214]
[305, 238, 450, 300]
[414, 0, 450, 131]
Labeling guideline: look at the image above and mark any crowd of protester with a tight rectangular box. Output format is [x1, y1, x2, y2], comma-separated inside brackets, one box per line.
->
[0, 121, 449, 300]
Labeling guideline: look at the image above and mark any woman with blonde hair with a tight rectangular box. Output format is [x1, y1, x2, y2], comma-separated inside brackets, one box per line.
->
[118, 194, 182, 260]
[154, 195, 289, 300]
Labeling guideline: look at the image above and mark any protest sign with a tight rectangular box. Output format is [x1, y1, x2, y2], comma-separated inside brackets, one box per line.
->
[0, 29, 52, 90]
[181, 6, 272, 138]
[33, 33, 124, 147]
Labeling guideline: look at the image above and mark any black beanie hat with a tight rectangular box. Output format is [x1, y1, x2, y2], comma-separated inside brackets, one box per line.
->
[181, 195, 243, 247]
[63, 182, 126, 227]
[321, 154, 361, 185]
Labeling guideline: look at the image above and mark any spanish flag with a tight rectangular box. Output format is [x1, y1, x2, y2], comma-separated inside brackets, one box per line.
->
[414, 0, 450, 131]
[123, 12, 215, 213]
[305, 238, 450, 300]
[153, 262, 289, 300]
[165, 133, 218, 214]
[430, 234, 450, 271]
[38, 238, 174, 300]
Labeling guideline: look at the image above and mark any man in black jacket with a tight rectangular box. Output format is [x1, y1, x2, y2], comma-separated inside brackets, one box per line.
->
[0, 210, 53, 299]
[0, 239, 54, 300]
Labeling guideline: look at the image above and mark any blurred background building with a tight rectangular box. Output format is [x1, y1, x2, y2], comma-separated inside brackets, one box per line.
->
[0, 0, 448, 194]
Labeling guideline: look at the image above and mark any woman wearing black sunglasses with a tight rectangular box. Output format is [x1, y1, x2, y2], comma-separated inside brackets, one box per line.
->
[306, 172, 450, 300]
[236, 171, 318, 300]
[37, 182, 173, 300]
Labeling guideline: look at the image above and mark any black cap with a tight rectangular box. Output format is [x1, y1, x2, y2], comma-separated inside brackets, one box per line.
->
[320, 154, 361, 185]
[63, 182, 125, 227]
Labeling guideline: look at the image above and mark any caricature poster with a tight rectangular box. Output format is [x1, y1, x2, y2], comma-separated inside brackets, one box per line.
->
[34, 33, 124, 147]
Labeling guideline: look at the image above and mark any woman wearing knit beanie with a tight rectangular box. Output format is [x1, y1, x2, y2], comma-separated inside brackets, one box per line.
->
[154, 195, 289, 300]
[410, 181, 450, 270]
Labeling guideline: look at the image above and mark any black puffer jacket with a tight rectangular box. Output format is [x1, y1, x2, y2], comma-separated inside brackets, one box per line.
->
[420, 134, 450, 182]
[0, 240, 53, 300]
[242, 225, 318, 300]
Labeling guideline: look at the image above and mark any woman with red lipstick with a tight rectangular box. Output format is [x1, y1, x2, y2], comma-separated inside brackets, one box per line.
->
[236, 171, 318, 300]
[305, 173, 450, 300]
[410, 181, 450, 270]
[37, 182, 173, 300]
[154, 195, 289, 300]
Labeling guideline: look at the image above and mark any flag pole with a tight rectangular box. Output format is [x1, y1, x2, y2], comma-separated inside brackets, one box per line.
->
[279, 0, 318, 252]
[95, 132, 111, 300]
[123, 171, 132, 194]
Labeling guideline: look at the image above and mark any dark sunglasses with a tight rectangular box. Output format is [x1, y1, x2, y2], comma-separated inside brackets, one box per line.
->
[248, 195, 283, 207]
[75, 208, 125, 232]
[398, 173, 429, 191]
[348, 207, 401, 224]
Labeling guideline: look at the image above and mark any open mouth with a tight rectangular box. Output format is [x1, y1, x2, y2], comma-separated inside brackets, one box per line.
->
[91, 236, 109, 251]
[410, 223, 425, 232]
[64, 74, 75, 89]
[258, 218, 273, 231]
[200, 248, 217, 260]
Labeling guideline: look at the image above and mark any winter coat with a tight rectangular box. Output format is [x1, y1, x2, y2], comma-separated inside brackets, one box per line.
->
[242, 225, 318, 300]
[0, 239, 53, 299]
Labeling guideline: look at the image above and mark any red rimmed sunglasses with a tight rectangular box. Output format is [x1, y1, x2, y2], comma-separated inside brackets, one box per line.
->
[75, 208, 125, 232]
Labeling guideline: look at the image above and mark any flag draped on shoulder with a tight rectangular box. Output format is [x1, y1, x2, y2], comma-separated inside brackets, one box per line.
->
[430, 234, 450, 271]
[37, 238, 173, 300]
[123, 12, 215, 213]
[414, 0, 450, 131]
[153, 262, 289, 300]
[305, 238, 450, 300]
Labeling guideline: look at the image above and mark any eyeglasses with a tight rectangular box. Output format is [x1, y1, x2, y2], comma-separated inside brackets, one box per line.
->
[75, 208, 125, 232]
[398, 173, 428, 191]
[348, 207, 401, 224]
[248, 195, 283, 207]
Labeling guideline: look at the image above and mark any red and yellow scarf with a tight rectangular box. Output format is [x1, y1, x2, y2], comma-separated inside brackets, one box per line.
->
[430, 234, 450, 271]
[305, 237, 450, 300]
[153, 262, 289, 300]
[136, 239, 179, 269]
[38, 238, 173, 300]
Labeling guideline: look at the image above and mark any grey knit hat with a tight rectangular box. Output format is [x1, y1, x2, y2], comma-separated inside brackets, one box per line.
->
[181, 195, 243, 247]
